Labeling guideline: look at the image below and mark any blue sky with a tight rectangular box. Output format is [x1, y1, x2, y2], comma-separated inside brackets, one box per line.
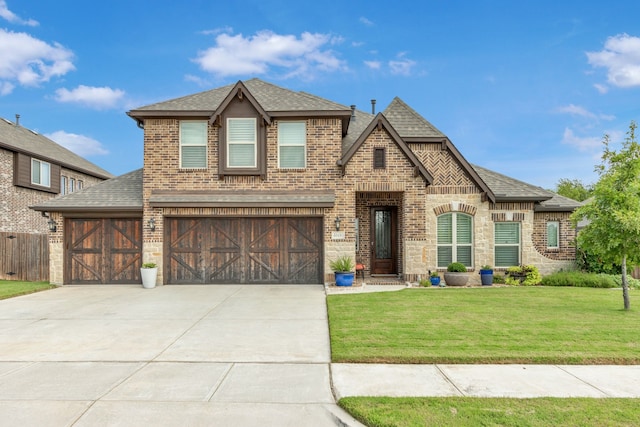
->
[1, 0, 639, 189]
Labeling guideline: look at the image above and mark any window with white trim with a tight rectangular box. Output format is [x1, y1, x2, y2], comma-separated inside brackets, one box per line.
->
[437, 212, 473, 268]
[278, 121, 306, 168]
[180, 121, 207, 168]
[227, 118, 256, 168]
[61, 175, 67, 195]
[495, 222, 521, 267]
[547, 221, 559, 249]
[31, 159, 50, 187]
[70, 178, 76, 193]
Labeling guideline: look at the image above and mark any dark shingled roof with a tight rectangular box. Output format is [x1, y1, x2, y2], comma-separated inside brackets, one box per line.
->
[472, 164, 552, 202]
[129, 78, 350, 115]
[383, 97, 445, 140]
[31, 169, 142, 212]
[0, 118, 113, 179]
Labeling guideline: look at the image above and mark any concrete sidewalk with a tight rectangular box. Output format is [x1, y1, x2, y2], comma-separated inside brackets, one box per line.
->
[332, 363, 640, 399]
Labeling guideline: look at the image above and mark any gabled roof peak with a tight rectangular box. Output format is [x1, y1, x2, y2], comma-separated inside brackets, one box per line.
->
[383, 97, 445, 140]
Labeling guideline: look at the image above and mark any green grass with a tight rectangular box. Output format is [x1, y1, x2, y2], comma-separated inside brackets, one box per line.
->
[339, 397, 640, 427]
[327, 287, 639, 364]
[0, 280, 57, 300]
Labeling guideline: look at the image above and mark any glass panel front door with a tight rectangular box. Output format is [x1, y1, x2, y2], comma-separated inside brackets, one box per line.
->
[371, 207, 397, 274]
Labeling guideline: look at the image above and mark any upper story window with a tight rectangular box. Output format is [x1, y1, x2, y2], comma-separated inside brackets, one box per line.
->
[278, 121, 306, 168]
[437, 212, 473, 268]
[373, 148, 386, 169]
[547, 221, 559, 249]
[180, 121, 207, 169]
[78, 180, 83, 190]
[227, 118, 256, 168]
[61, 175, 68, 195]
[31, 159, 50, 187]
[70, 178, 76, 193]
[495, 222, 521, 267]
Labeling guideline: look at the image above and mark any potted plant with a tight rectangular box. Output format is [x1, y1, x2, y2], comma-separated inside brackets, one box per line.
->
[429, 271, 441, 287]
[330, 255, 355, 287]
[479, 265, 494, 286]
[444, 262, 469, 286]
[140, 262, 158, 289]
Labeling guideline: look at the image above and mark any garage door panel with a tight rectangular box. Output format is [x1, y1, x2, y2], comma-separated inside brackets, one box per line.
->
[66, 218, 141, 284]
[167, 217, 322, 285]
[166, 218, 204, 283]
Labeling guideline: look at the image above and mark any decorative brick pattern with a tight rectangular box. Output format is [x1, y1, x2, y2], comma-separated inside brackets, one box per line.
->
[532, 212, 576, 261]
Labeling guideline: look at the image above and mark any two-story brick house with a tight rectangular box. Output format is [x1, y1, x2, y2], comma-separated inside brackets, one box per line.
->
[33, 78, 579, 285]
[1, 117, 113, 281]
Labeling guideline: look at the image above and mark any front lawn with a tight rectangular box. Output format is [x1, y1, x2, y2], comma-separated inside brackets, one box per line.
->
[339, 397, 640, 427]
[327, 287, 638, 364]
[0, 280, 57, 300]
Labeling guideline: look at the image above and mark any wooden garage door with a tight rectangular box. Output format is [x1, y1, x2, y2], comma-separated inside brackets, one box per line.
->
[166, 217, 323, 284]
[66, 218, 142, 284]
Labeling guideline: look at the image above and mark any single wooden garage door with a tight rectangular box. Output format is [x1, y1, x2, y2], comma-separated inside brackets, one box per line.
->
[166, 217, 323, 284]
[65, 218, 142, 284]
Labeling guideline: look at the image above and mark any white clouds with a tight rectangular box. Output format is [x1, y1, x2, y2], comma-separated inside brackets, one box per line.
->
[555, 104, 615, 121]
[45, 131, 109, 157]
[389, 53, 416, 76]
[593, 83, 608, 94]
[561, 128, 602, 152]
[587, 33, 640, 88]
[193, 30, 346, 78]
[54, 85, 125, 109]
[0, 28, 74, 94]
[364, 60, 381, 70]
[0, 1, 38, 26]
[359, 17, 374, 26]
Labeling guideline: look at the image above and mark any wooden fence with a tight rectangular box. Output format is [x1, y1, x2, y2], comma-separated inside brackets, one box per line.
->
[0, 232, 49, 282]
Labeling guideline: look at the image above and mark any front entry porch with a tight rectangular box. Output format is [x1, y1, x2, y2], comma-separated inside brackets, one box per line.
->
[355, 192, 404, 280]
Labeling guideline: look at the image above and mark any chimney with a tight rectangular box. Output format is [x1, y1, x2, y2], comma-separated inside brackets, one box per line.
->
[15, 114, 20, 126]
[350, 105, 356, 121]
[371, 99, 376, 114]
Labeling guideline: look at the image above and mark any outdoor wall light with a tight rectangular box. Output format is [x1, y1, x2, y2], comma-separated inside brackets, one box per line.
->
[47, 218, 57, 233]
[334, 216, 341, 231]
[148, 217, 156, 232]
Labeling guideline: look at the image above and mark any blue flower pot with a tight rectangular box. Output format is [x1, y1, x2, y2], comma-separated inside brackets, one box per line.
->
[430, 277, 441, 286]
[335, 272, 355, 287]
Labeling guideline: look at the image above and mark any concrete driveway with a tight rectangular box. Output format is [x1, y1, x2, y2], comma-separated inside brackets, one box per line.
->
[0, 285, 361, 426]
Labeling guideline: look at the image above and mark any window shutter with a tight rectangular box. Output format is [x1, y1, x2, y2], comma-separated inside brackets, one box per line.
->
[373, 148, 386, 169]
[495, 223, 519, 244]
[437, 214, 452, 244]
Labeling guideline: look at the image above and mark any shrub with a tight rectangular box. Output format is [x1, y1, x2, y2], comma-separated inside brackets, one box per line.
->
[541, 271, 617, 288]
[419, 279, 430, 287]
[505, 265, 541, 286]
[492, 274, 506, 284]
[447, 262, 467, 272]
[430, 271, 440, 278]
[330, 255, 355, 272]
[142, 262, 157, 269]
[480, 265, 493, 271]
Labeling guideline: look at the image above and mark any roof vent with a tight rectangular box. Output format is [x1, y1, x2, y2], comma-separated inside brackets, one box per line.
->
[350, 105, 356, 121]
[15, 114, 20, 126]
[371, 99, 376, 114]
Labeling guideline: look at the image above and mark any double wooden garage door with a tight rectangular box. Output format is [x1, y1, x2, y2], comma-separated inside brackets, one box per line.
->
[66, 218, 142, 284]
[166, 217, 323, 284]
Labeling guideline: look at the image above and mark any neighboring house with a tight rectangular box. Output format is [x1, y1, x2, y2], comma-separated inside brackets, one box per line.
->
[1, 116, 113, 281]
[32, 79, 580, 286]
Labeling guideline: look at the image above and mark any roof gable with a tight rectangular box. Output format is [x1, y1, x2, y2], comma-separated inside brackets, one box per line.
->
[0, 118, 113, 179]
[340, 113, 434, 185]
[383, 97, 445, 141]
[209, 80, 271, 126]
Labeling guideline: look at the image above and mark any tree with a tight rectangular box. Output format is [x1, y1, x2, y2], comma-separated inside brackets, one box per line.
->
[554, 178, 593, 202]
[571, 121, 640, 310]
